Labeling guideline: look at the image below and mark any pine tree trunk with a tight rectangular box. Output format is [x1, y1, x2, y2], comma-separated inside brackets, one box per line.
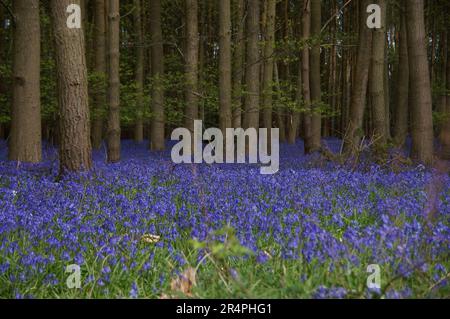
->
[219, 0, 232, 134]
[92, 0, 107, 149]
[184, 0, 199, 134]
[51, 0, 92, 173]
[134, 0, 144, 143]
[244, 0, 260, 130]
[149, 0, 165, 151]
[9, 0, 42, 163]
[107, 0, 121, 162]
[406, 0, 434, 164]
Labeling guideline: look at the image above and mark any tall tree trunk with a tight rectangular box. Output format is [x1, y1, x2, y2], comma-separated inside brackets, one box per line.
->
[232, 0, 245, 128]
[184, 0, 199, 135]
[393, 7, 409, 146]
[9, 0, 42, 163]
[149, 0, 165, 151]
[370, 0, 387, 147]
[219, 0, 232, 135]
[343, 0, 373, 154]
[262, 0, 276, 132]
[440, 30, 450, 159]
[107, 0, 121, 162]
[134, 0, 144, 143]
[92, 0, 107, 149]
[51, 0, 92, 173]
[302, 0, 312, 154]
[406, 0, 434, 164]
[244, 0, 260, 130]
[310, 0, 322, 151]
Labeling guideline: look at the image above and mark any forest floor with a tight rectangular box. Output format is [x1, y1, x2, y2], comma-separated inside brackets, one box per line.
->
[0, 139, 449, 298]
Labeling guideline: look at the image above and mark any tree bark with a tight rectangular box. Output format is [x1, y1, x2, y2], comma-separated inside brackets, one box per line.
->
[51, 0, 92, 173]
[406, 0, 434, 164]
[232, 0, 245, 128]
[370, 0, 387, 147]
[184, 0, 199, 134]
[393, 7, 409, 146]
[9, 0, 42, 163]
[219, 0, 232, 134]
[440, 30, 450, 159]
[302, 0, 312, 154]
[149, 0, 165, 151]
[310, 0, 322, 151]
[262, 0, 276, 133]
[343, 0, 373, 154]
[244, 0, 260, 130]
[134, 0, 144, 143]
[107, 0, 121, 162]
[92, 0, 107, 149]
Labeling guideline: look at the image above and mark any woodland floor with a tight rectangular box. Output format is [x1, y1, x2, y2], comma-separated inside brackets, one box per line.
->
[0, 139, 449, 298]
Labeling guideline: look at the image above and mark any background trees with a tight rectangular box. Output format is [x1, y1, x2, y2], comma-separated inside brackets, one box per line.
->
[0, 0, 449, 168]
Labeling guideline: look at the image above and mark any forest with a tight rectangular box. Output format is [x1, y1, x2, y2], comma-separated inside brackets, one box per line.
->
[0, 0, 449, 299]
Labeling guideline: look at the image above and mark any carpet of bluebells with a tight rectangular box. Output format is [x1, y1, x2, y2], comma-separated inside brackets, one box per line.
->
[0, 139, 449, 299]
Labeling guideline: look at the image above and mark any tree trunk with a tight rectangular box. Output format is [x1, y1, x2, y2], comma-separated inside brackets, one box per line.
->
[232, 0, 245, 128]
[92, 0, 107, 149]
[440, 30, 450, 159]
[134, 0, 144, 143]
[262, 0, 276, 133]
[244, 0, 260, 130]
[310, 0, 322, 151]
[219, 0, 232, 135]
[107, 0, 121, 162]
[302, 0, 312, 154]
[184, 0, 199, 134]
[406, 0, 434, 164]
[149, 0, 165, 151]
[9, 0, 42, 163]
[343, 0, 373, 154]
[370, 0, 387, 147]
[393, 7, 409, 146]
[51, 0, 92, 173]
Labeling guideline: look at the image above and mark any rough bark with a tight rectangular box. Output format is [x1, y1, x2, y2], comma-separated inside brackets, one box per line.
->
[51, 0, 92, 173]
[9, 0, 42, 163]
